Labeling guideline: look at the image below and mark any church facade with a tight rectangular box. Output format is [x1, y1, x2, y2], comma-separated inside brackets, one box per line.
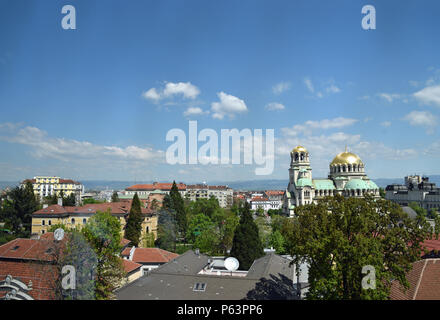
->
[283, 146, 380, 217]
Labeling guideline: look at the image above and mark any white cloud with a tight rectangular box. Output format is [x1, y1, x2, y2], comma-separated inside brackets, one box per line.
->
[183, 107, 209, 117]
[358, 95, 370, 100]
[381, 121, 392, 127]
[272, 82, 291, 94]
[0, 124, 164, 163]
[304, 78, 314, 93]
[281, 117, 358, 136]
[378, 93, 402, 103]
[403, 111, 437, 134]
[142, 81, 200, 102]
[211, 92, 248, 120]
[413, 85, 440, 107]
[265, 102, 285, 111]
[326, 85, 341, 94]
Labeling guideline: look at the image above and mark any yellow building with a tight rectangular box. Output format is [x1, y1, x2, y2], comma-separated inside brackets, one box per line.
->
[21, 176, 84, 202]
[31, 202, 158, 248]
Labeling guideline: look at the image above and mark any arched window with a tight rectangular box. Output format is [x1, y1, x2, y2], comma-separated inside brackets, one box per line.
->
[83, 218, 87, 224]
[146, 226, 149, 233]
[71, 218, 75, 225]
[48, 220, 51, 226]
[42, 220, 45, 226]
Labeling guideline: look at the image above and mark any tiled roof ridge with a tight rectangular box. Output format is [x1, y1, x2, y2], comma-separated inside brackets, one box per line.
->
[412, 259, 428, 300]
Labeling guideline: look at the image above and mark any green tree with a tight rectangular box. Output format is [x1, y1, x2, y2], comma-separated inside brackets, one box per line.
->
[254, 216, 272, 248]
[141, 232, 156, 248]
[63, 193, 76, 206]
[269, 230, 286, 254]
[379, 188, 386, 198]
[155, 208, 177, 252]
[150, 199, 159, 211]
[218, 213, 239, 255]
[111, 191, 119, 203]
[230, 202, 264, 270]
[283, 195, 435, 300]
[1, 182, 38, 237]
[169, 181, 187, 238]
[186, 214, 216, 244]
[124, 193, 143, 246]
[81, 209, 125, 300]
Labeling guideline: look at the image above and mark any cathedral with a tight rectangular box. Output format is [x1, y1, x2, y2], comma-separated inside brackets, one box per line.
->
[283, 145, 380, 217]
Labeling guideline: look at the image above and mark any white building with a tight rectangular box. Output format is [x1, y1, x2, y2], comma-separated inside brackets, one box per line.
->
[21, 176, 84, 204]
[385, 176, 440, 211]
[250, 196, 272, 212]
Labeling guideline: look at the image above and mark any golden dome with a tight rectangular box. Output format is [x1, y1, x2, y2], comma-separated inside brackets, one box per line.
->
[330, 151, 363, 166]
[291, 145, 308, 153]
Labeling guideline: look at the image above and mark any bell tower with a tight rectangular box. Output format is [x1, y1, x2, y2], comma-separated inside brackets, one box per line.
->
[289, 146, 311, 184]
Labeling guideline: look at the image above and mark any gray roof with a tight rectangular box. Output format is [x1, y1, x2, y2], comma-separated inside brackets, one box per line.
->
[401, 206, 417, 219]
[116, 250, 302, 300]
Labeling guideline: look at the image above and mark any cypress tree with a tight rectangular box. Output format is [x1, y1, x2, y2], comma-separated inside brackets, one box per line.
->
[124, 193, 143, 246]
[230, 201, 264, 270]
[169, 181, 187, 238]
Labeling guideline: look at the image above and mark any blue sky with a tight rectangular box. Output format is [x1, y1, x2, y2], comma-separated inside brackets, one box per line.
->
[0, 0, 440, 183]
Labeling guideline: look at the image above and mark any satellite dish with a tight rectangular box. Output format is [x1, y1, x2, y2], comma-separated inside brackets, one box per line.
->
[224, 257, 239, 272]
[54, 228, 65, 241]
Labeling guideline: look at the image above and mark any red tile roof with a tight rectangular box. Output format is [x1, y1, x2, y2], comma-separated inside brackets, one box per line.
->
[0, 260, 58, 300]
[265, 190, 284, 196]
[33, 201, 153, 216]
[126, 182, 186, 191]
[121, 238, 131, 247]
[251, 196, 269, 202]
[390, 259, 440, 300]
[122, 247, 178, 264]
[420, 238, 440, 256]
[122, 259, 142, 274]
[0, 238, 58, 262]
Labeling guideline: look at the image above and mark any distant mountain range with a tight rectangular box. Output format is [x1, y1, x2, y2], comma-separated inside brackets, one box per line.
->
[2, 176, 439, 192]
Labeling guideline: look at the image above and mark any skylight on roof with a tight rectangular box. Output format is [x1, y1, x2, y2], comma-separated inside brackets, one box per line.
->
[11, 245, 20, 251]
[193, 283, 206, 292]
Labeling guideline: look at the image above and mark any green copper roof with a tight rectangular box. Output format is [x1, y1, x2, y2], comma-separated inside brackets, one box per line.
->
[299, 168, 308, 172]
[296, 178, 313, 187]
[313, 179, 336, 190]
[344, 179, 369, 190]
[365, 180, 378, 190]
[285, 191, 291, 198]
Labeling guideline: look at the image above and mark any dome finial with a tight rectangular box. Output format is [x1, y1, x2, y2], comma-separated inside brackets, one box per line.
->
[345, 145, 347, 152]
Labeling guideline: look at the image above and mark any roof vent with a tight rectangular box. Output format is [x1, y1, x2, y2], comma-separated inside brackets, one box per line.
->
[11, 245, 20, 251]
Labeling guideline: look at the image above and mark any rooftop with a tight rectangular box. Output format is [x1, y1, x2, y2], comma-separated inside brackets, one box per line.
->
[116, 250, 301, 300]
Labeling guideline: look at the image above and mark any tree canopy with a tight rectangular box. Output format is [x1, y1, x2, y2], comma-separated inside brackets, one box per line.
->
[282, 195, 436, 300]
[230, 201, 264, 270]
[124, 193, 143, 246]
[1, 182, 38, 237]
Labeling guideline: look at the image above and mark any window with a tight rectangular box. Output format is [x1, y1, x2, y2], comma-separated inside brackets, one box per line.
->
[71, 218, 75, 225]
[83, 218, 87, 224]
[146, 226, 149, 233]
[193, 283, 207, 292]
[48, 220, 51, 226]
[42, 220, 45, 226]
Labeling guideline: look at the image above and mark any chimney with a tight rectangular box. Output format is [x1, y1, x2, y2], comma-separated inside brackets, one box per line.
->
[43, 204, 48, 209]
[57, 197, 63, 206]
